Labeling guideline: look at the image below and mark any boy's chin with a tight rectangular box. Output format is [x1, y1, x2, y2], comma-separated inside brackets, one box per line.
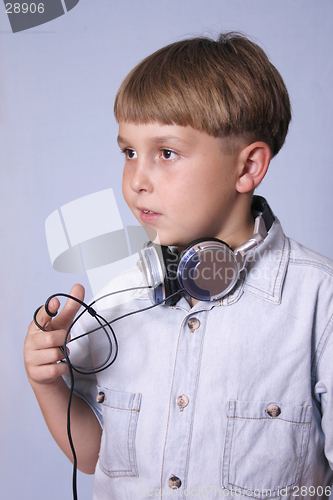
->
[143, 226, 159, 244]
[142, 227, 178, 248]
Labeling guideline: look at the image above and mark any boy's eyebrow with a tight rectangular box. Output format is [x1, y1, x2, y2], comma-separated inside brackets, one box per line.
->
[117, 135, 127, 145]
[117, 135, 191, 146]
[151, 135, 187, 144]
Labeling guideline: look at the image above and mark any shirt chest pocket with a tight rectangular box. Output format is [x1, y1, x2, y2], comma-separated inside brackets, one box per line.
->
[97, 386, 142, 478]
[222, 400, 312, 498]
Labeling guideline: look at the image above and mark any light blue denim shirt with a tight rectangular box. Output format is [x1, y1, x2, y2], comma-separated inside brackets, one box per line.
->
[65, 216, 333, 500]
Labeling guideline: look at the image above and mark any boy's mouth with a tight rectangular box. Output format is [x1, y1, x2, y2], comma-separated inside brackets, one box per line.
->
[138, 207, 159, 215]
[138, 207, 161, 223]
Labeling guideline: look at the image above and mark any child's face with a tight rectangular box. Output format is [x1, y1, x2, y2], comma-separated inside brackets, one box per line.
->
[119, 121, 248, 249]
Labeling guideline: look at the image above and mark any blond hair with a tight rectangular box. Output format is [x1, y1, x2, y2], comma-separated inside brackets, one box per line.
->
[114, 33, 291, 157]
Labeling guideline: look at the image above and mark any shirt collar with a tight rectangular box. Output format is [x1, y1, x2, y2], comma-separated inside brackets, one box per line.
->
[240, 217, 289, 304]
[172, 217, 289, 310]
[134, 217, 289, 308]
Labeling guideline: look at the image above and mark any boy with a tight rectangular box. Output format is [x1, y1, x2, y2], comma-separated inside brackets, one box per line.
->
[24, 33, 333, 499]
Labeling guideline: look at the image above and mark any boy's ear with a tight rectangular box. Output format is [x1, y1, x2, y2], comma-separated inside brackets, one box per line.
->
[236, 142, 271, 193]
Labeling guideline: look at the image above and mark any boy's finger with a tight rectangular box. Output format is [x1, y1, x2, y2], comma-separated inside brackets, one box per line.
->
[33, 297, 61, 332]
[32, 345, 70, 367]
[51, 284, 85, 331]
[29, 359, 69, 384]
[25, 339, 68, 368]
[31, 329, 71, 351]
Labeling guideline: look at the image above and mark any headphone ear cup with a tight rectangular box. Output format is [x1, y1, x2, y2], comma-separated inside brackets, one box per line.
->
[177, 239, 239, 301]
[161, 246, 182, 306]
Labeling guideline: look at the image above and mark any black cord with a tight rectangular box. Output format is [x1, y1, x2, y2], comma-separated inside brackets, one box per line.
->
[33, 286, 183, 500]
[66, 361, 78, 500]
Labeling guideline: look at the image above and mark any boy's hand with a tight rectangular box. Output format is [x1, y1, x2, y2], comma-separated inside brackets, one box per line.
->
[24, 284, 85, 387]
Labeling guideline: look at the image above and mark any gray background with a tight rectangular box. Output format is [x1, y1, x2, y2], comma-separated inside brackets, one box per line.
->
[1, 1, 333, 499]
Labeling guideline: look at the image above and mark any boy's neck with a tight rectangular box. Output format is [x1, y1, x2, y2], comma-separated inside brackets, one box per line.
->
[221, 212, 255, 251]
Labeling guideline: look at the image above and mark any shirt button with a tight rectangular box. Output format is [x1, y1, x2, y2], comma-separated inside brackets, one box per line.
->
[96, 392, 106, 404]
[265, 404, 281, 418]
[187, 317, 200, 332]
[176, 395, 189, 412]
[168, 475, 182, 489]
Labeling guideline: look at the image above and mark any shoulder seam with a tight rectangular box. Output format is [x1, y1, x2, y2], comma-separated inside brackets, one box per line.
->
[289, 258, 333, 278]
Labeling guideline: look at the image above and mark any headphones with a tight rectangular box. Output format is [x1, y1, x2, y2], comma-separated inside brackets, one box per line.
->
[139, 196, 275, 306]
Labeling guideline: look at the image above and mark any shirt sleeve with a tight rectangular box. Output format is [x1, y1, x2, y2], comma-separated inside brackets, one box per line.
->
[314, 314, 333, 469]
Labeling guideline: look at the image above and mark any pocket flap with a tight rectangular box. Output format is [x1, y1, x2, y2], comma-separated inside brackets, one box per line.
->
[98, 386, 141, 412]
[228, 399, 312, 423]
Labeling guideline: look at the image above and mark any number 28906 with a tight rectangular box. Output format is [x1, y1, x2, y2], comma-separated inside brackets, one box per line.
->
[293, 486, 332, 497]
[6, 3, 45, 14]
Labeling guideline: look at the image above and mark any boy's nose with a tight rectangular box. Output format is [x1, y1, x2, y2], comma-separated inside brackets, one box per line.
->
[129, 162, 153, 193]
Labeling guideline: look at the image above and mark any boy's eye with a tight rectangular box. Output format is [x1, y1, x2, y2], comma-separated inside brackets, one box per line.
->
[123, 149, 137, 159]
[160, 149, 178, 160]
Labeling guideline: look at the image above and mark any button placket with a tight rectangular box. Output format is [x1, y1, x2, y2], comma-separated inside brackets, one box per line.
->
[161, 311, 207, 498]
